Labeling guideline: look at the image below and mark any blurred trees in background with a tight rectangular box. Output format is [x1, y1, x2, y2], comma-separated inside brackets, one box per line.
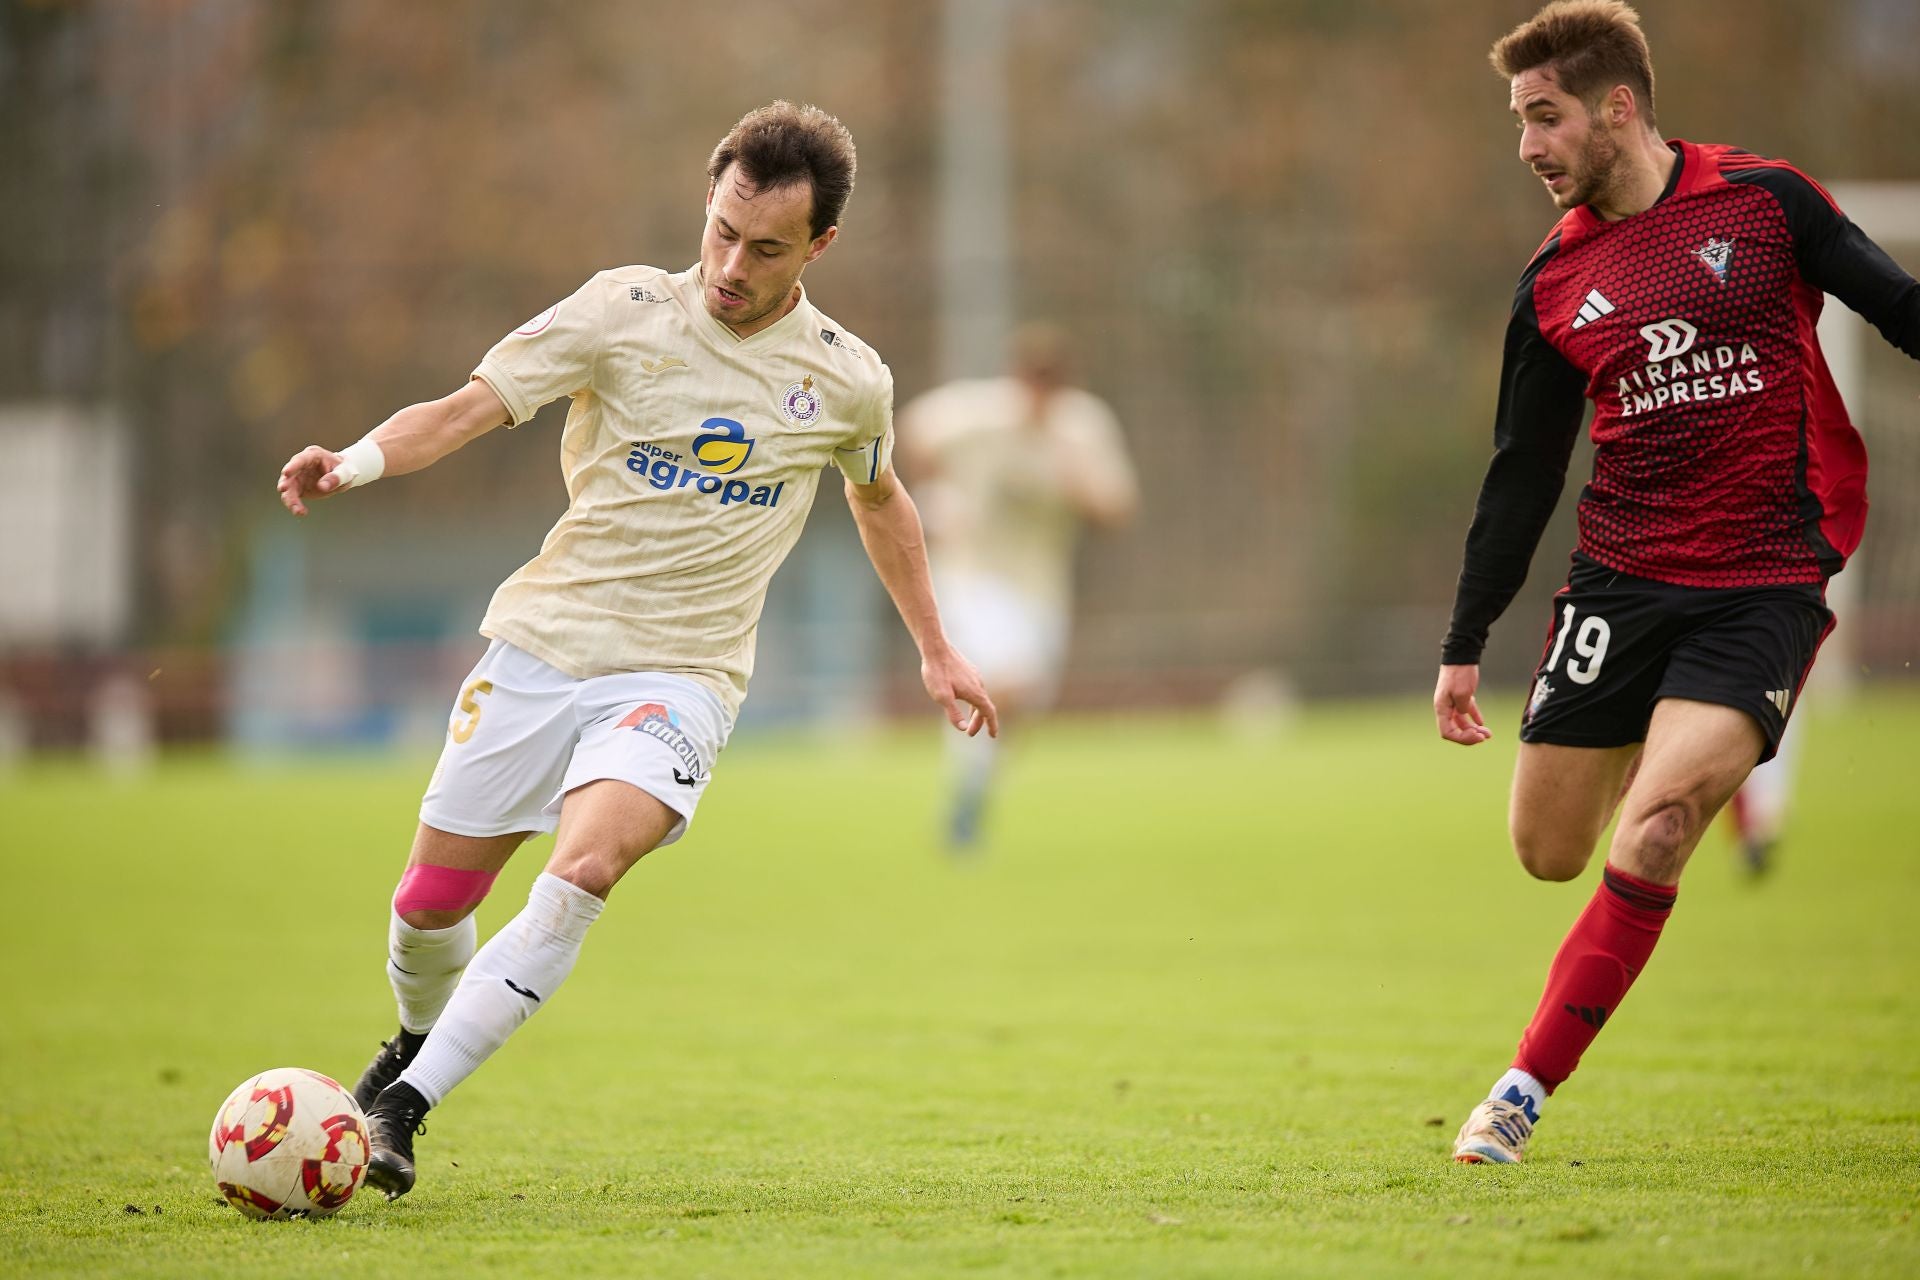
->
[3, 0, 1917, 707]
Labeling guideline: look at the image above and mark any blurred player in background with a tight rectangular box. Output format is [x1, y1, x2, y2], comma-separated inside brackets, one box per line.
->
[275, 102, 996, 1199]
[1433, 1, 1920, 1162]
[1726, 716, 1798, 875]
[900, 325, 1137, 850]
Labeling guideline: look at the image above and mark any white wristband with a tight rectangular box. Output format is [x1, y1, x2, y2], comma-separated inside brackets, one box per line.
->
[332, 437, 387, 490]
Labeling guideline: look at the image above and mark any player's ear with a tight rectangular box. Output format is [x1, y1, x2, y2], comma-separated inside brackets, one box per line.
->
[1608, 83, 1633, 129]
[804, 225, 838, 265]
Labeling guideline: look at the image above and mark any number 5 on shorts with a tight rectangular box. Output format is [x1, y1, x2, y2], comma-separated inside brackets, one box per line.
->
[1546, 604, 1611, 685]
[450, 679, 494, 744]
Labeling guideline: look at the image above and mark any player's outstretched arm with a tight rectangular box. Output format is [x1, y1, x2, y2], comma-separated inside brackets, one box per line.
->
[276, 378, 511, 516]
[845, 467, 999, 738]
[1434, 663, 1492, 746]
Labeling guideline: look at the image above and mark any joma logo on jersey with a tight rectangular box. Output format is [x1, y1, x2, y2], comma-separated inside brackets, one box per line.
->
[1618, 318, 1765, 418]
[626, 420, 785, 508]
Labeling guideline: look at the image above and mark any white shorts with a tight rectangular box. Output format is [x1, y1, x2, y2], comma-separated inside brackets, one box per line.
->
[936, 569, 1069, 706]
[419, 640, 732, 846]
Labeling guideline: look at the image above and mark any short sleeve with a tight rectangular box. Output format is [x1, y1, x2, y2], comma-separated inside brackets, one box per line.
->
[1067, 394, 1138, 507]
[472, 275, 606, 427]
[832, 362, 896, 485]
[898, 383, 973, 462]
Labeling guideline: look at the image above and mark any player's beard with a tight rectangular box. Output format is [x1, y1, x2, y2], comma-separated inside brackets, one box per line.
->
[1564, 123, 1623, 210]
[705, 279, 755, 324]
[703, 275, 793, 333]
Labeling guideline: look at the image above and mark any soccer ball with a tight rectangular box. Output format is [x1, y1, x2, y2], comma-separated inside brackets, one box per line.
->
[208, 1067, 370, 1219]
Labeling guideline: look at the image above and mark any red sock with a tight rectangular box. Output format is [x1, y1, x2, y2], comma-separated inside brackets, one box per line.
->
[1513, 864, 1677, 1091]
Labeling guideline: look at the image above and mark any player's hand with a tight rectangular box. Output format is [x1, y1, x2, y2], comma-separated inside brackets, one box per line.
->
[1435, 664, 1493, 746]
[276, 444, 353, 517]
[922, 644, 999, 738]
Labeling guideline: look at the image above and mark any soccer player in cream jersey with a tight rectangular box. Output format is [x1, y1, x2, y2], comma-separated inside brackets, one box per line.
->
[900, 326, 1137, 848]
[275, 102, 997, 1200]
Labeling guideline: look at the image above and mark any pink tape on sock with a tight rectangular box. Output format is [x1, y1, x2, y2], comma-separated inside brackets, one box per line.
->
[393, 864, 499, 916]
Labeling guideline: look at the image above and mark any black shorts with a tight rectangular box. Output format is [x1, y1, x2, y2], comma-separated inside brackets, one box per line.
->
[1517, 554, 1834, 764]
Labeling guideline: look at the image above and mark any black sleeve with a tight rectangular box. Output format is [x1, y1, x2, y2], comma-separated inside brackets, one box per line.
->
[1730, 165, 1920, 360]
[1441, 243, 1588, 666]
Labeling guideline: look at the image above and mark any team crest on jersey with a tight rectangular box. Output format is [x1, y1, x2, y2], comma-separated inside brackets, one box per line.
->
[1694, 236, 1735, 284]
[782, 375, 822, 424]
[1526, 676, 1554, 722]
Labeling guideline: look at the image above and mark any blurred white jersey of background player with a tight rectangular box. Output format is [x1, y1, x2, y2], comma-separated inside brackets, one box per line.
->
[900, 325, 1138, 849]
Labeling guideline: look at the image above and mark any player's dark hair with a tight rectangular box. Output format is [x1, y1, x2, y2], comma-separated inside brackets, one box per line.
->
[707, 101, 857, 241]
[1491, 0, 1657, 128]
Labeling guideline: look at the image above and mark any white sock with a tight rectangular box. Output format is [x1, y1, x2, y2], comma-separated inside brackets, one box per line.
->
[387, 913, 478, 1035]
[397, 873, 605, 1107]
[1488, 1067, 1547, 1123]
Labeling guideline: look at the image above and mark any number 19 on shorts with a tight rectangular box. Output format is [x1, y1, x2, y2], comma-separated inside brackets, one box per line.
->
[1546, 604, 1611, 685]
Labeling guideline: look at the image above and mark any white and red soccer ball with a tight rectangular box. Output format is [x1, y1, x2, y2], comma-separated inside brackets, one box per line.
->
[208, 1068, 369, 1219]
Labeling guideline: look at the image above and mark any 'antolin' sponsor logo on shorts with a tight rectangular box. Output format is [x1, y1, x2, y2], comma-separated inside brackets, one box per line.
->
[624, 416, 785, 508]
[1616, 318, 1765, 419]
[616, 702, 707, 780]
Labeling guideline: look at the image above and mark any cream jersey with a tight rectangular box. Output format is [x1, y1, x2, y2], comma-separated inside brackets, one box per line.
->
[472, 264, 893, 717]
[903, 377, 1135, 610]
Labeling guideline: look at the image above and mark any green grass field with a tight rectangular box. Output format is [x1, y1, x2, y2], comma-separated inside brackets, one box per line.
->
[3, 693, 1917, 1278]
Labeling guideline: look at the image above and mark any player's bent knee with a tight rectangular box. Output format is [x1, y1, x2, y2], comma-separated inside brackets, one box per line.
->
[1508, 814, 1593, 881]
[1511, 837, 1589, 882]
[543, 846, 636, 901]
[1615, 798, 1697, 881]
[393, 863, 499, 930]
[399, 906, 472, 930]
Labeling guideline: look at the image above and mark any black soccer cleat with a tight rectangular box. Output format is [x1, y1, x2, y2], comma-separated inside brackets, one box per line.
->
[363, 1081, 431, 1201]
[352, 1029, 427, 1113]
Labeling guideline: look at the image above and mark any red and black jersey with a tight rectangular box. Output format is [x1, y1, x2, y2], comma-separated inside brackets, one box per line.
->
[1444, 140, 1920, 665]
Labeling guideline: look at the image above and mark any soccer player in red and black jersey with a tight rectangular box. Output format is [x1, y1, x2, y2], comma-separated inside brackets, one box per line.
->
[1434, 0, 1920, 1163]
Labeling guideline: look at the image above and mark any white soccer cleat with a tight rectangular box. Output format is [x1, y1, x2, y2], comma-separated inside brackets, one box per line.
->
[1453, 1097, 1534, 1164]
